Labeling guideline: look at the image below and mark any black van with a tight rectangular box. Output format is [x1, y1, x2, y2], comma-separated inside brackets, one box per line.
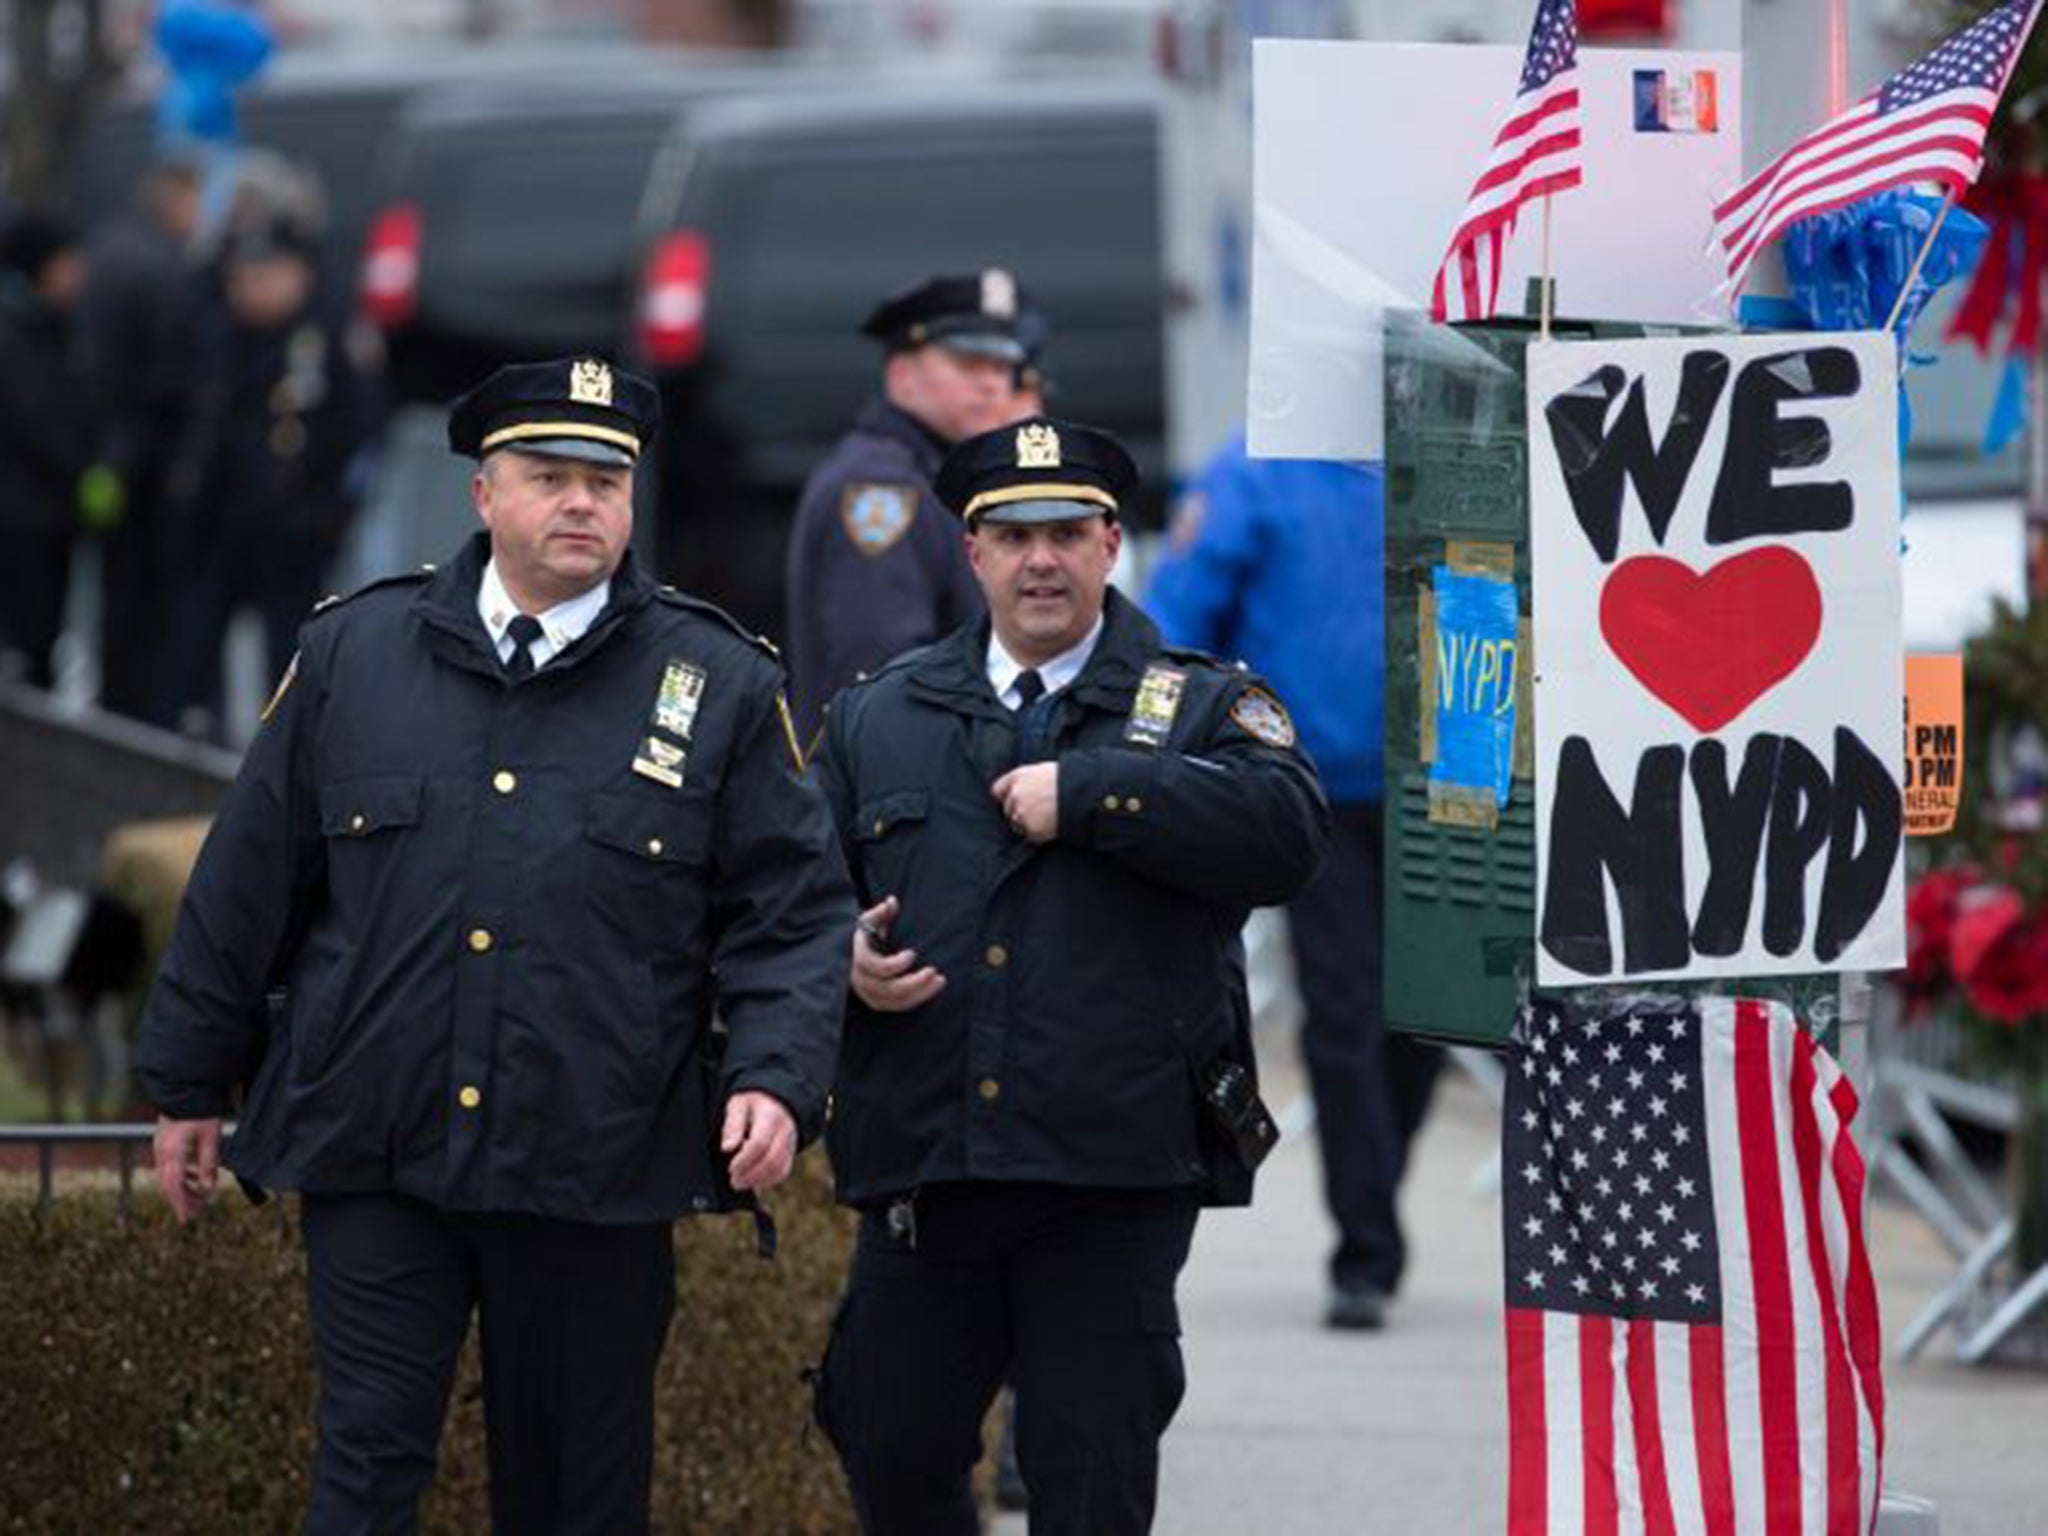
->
[627, 78, 1167, 635]
[357, 54, 833, 404]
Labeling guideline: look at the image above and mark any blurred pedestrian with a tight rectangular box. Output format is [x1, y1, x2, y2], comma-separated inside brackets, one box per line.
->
[80, 157, 205, 717]
[0, 213, 97, 689]
[1145, 433, 1442, 1331]
[154, 189, 368, 737]
[784, 269, 1030, 744]
[136, 356, 853, 1536]
[810, 417, 1327, 1534]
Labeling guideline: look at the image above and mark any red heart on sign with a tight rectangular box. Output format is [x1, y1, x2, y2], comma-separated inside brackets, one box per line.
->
[1597, 548, 1824, 733]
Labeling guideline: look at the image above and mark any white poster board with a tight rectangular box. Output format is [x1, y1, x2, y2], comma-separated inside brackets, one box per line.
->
[1250, 40, 1743, 461]
[1527, 331, 1906, 985]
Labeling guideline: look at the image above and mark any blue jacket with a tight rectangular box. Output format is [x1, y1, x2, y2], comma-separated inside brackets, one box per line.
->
[1144, 436, 1384, 803]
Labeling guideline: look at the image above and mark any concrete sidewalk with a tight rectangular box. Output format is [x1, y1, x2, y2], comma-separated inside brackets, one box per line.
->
[997, 1070, 2048, 1536]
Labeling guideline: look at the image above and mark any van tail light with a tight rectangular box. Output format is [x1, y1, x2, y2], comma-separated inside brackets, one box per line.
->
[638, 230, 710, 370]
[359, 201, 423, 329]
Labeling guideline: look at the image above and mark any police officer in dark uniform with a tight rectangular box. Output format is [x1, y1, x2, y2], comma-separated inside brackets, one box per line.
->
[784, 269, 1032, 743]
[153, 209, 371, 735]
[135, 358, 852, 1536]
[810, 418, 1330, 1535]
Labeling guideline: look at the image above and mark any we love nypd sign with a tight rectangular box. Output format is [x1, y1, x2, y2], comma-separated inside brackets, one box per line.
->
[1527, 331, 1905, 984]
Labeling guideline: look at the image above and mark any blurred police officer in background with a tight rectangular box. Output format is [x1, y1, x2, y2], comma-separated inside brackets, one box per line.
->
[784, 269, 1032, 743]
[153, 165, 370, 738]
[810, 417, 1329, 1535]
[81, 156, 204, 717]
[1146, 435, 1442, 1332]
[0, 212, 97, 690]
[135, 357, 853, 1536]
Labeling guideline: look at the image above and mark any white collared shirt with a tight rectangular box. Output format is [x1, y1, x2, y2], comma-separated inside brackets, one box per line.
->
[986, 616, 1104, 710]
[477, 559, 610, 672]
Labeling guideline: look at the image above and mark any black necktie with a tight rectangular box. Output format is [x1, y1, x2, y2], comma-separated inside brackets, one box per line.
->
[504, 614, 544, 681]
[1013, 668, 1056, 763]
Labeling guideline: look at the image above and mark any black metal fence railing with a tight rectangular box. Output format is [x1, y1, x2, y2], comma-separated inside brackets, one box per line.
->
[0, 1123, 155, 1221]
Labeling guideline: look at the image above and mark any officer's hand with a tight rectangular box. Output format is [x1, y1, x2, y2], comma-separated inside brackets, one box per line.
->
[152, 1115, 222, 1223]
[722, 1090, 797, 1193]
[850, 895, 947, 1014]
[991, 764, 1059, 843]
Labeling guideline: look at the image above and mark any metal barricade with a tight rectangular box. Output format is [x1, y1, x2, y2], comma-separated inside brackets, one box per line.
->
[0, 1122, 156, 1222]
[1866, 985, 2016, 1261]
[1864, 986, 2048, 1362]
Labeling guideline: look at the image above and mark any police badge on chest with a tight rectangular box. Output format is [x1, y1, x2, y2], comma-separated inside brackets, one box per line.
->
[632, 660, 708, 788]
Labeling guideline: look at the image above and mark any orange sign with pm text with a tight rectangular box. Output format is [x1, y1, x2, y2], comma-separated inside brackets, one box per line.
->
[1903, 655, 1963, 837]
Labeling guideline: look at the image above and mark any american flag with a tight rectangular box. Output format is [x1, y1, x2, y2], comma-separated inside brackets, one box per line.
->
[1711, 0, 2043, 299]
[1502, 998, 1884, 1536]
[1429, 0, 1584, 323]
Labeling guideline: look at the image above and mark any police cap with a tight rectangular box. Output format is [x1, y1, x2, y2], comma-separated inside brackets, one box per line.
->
[447, 356, 659, 468]
[860, 269, 1030, 363]
[935, 416, 1137, 527]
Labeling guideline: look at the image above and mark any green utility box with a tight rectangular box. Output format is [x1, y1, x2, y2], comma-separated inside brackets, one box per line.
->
[1383, 311, 1555, 1047]
[1381, 311, 1842, 1049]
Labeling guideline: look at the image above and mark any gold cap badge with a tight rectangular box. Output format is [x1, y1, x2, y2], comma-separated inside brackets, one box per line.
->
[982, 268, 1018, 319]
[1015, 422, 1061, 470]
[569, 359, 614, 407]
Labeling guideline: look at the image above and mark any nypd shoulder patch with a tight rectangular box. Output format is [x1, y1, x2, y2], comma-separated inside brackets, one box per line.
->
[1229, 687, 1297, 750]
[839, 482, 917, 557]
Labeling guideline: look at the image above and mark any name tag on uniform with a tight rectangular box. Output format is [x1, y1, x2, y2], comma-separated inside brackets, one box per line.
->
[632, 735, 687, 789]
[1124, 663, 1187, 748]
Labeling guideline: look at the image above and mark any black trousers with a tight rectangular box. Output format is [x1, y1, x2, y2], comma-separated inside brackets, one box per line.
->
[1289, 799, 1443, 1293]
[298, 1192, 675, 1536]
[817, 1182, 1198, 1536]
[96, 504, 166, 718]
[156, 518, 334, 731]
[0, 526, 73, 689]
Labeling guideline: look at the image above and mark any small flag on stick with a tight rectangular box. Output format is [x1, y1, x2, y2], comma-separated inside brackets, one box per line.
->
[1711, 0, 2043, 301]
[1429, 0, 1585, 324]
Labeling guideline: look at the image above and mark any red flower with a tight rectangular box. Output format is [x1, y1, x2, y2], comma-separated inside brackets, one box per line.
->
[1959, 910, 2048, 1025]
[1905, 865, 1979, 1001]
[1949, 882, 2026, 984]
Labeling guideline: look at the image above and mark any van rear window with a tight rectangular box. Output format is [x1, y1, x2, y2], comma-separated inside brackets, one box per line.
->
[718, 139, 1155, 334]
[431, 135, 665, 282]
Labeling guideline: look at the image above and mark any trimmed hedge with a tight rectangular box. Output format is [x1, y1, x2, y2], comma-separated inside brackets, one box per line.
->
[0, 1158, 859, 1535]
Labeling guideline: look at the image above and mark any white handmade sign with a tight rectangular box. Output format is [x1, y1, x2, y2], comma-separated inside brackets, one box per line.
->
[1527, 331, 1906, 984]
[1249, 40, 1744, 461]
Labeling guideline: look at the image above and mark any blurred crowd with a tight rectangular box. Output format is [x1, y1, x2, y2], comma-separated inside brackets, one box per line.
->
[0, 152, 371, 738]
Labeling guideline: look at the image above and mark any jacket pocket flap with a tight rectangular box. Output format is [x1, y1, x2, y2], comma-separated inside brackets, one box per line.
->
[853, 789, 931, 842]
[320, 774, 425, 837]
[585, 788, 711, 865]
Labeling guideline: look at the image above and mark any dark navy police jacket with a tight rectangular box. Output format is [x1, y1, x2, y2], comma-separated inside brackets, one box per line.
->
[814, 589, 1329, 1209]
[135, 533, 854, 1224]
[784, 397, 984, 744]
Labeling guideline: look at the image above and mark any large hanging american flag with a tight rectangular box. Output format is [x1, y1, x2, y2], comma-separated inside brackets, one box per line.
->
[1429, 0, 1584, 323]
[1502, 998, 1884, 1536]
[1711, 0, 2043, 299]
